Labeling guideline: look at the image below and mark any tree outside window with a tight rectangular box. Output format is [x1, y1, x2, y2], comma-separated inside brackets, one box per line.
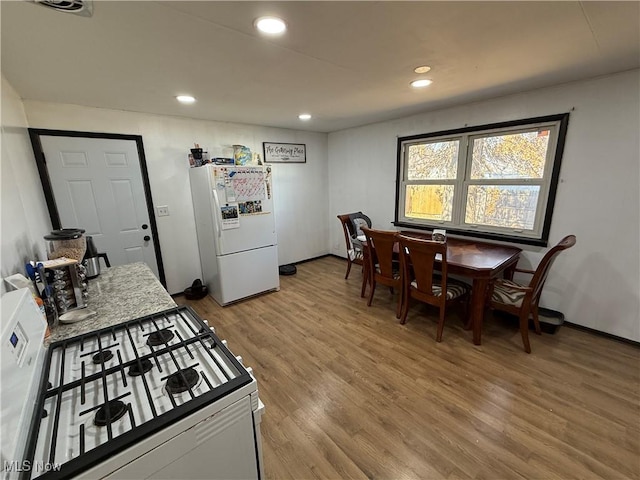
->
[396, 114, 569, 246]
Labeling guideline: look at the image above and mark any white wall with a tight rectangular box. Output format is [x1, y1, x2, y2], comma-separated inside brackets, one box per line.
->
[0, 76, 52, 294]
[6, 71, 638, 341]
[328, 70, 640, 342]
[22, 102, 329, 294]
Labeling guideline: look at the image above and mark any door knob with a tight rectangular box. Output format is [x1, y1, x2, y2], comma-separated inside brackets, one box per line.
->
[144, 235, 151, 241]
[142, 224, 148, 230]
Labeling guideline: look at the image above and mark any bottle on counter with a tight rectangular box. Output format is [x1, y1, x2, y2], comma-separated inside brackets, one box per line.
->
[42, 286, 59, 329]
[33, 294, 46, 319]
[33, 294, 51, 338]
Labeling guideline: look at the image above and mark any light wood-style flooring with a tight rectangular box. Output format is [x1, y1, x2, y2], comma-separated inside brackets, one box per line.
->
[177, 256, 639, 480]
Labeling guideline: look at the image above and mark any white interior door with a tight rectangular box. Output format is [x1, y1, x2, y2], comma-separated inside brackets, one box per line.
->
[39, 135, 161, 280]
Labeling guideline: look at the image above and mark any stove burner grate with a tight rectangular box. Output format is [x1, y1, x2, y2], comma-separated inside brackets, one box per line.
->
[92, 350, 113, 365]
[27, 306, 256, 478]
[128, 358, 153, 376]
[165, 367, 200, 395]
[94, 399, 127, 427]
[146, 328, 175, 347]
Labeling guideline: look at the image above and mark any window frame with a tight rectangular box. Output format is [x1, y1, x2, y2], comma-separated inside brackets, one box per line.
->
[394, 113, 570, 247]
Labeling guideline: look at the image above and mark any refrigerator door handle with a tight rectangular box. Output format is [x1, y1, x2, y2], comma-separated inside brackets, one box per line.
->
[212, 189, 223, 238]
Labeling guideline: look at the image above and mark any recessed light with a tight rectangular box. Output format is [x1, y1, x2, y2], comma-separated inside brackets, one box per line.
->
[176, 95, 196, 104]
[298, 113, 311, 121]
[414, 65, 431, 74]
[255, 16, 287, 35]
[410, 79, 433, 88]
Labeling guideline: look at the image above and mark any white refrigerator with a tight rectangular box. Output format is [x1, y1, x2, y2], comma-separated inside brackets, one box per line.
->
[189, 164, 280, 306]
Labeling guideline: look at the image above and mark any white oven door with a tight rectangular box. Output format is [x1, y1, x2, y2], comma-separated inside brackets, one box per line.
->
[98, 395, 260, 479]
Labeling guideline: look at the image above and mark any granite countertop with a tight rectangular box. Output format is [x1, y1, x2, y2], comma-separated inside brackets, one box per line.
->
[46, 262, 177, 345]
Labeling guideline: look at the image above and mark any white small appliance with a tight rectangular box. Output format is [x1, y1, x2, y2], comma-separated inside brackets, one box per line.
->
[1, 289, 48, 475]
[189, 164, 280, 306]
[1, 288, 265, 479]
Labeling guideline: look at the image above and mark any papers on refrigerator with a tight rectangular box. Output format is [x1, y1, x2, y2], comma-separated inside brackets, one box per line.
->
[220, 205, 240, 230]
[231, 167, 266, 202]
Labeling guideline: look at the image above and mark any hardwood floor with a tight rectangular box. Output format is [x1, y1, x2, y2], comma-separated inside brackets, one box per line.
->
[176, 256, 640, 480]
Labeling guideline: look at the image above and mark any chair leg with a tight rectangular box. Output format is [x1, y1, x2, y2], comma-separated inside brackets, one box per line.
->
[400, 299, 409, 324]
[519, 310, 532, 354]
[436, 306, 446, 342]
[367, 280, 376, 307]
[400, 290, 410, 324]
[345, 258, 352, 280]
[395, 291, 402, 319]
[531, 304, 542, 335]
[360, 268, 368, 298]
[360, 262, 369, 298]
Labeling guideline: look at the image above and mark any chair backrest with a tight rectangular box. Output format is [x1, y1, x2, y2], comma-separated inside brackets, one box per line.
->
[337, 212, 372, 248]
[361, 227, 398, 280]
[348, 212, 372, 238]
[529, 235, 577, 300]
[337, 214, 355, 251]
[398, 234, 447, 304]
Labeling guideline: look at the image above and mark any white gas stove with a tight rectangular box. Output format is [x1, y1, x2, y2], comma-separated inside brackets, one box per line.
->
[1, 289, 264, 479]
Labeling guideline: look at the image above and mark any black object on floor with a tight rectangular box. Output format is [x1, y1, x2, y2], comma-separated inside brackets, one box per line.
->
[184, 279, 208, 300]
[536, 307, 565, 334]
[279, 264, 297, 276]
[495, 308, 565, 334]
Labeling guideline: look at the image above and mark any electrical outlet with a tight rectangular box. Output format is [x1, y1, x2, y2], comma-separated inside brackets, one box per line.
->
[156, 205, 170, 217]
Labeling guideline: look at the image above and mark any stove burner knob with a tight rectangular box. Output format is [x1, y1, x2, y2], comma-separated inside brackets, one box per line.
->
[201, 319, 215, 333]
[236, 355, 243, 364]
[246, 367, 254, 376]
[222, 340, 228, 346]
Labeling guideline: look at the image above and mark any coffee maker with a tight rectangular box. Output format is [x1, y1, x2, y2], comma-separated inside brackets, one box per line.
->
[83, 236, 111, 279]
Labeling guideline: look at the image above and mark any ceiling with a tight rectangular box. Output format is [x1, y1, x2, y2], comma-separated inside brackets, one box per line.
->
[2, 1, 639, 133]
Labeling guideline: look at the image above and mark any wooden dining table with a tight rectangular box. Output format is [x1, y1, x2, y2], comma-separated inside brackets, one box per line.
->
[362, 231, 522, 345]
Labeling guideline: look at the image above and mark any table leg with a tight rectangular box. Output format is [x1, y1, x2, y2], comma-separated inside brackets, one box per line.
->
[470, 278, 490, 345]
[503, 263, 517, 281]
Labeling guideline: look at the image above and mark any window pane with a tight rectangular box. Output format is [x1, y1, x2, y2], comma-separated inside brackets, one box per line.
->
[465, 185, 540, 230]
[405, 185, 454, 221]
[470, 130, 550, 179]
[407, 140, 459, 180]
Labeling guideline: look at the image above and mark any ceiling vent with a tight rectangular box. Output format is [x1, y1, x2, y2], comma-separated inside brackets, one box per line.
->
[34, 0, 93, 17]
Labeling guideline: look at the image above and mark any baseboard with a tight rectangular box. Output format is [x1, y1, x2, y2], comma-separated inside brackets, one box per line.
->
[564, 321, 639, 347]
[170, 259, 638, 348]
[171, 255, 336, 298]
[285, 254, 335, 265]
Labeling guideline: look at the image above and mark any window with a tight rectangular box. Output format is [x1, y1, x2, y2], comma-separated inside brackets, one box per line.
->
[395, 114, 569, 246]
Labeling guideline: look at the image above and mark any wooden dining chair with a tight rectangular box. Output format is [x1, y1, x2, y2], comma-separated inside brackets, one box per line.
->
[397, 234, 470, 342]
[361, 227, 402, 318]
[488, 235, 577, 353]
[337, 212, 371, 279]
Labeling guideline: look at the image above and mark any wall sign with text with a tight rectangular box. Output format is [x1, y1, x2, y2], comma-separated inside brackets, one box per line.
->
[262, 142, 306, 163]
